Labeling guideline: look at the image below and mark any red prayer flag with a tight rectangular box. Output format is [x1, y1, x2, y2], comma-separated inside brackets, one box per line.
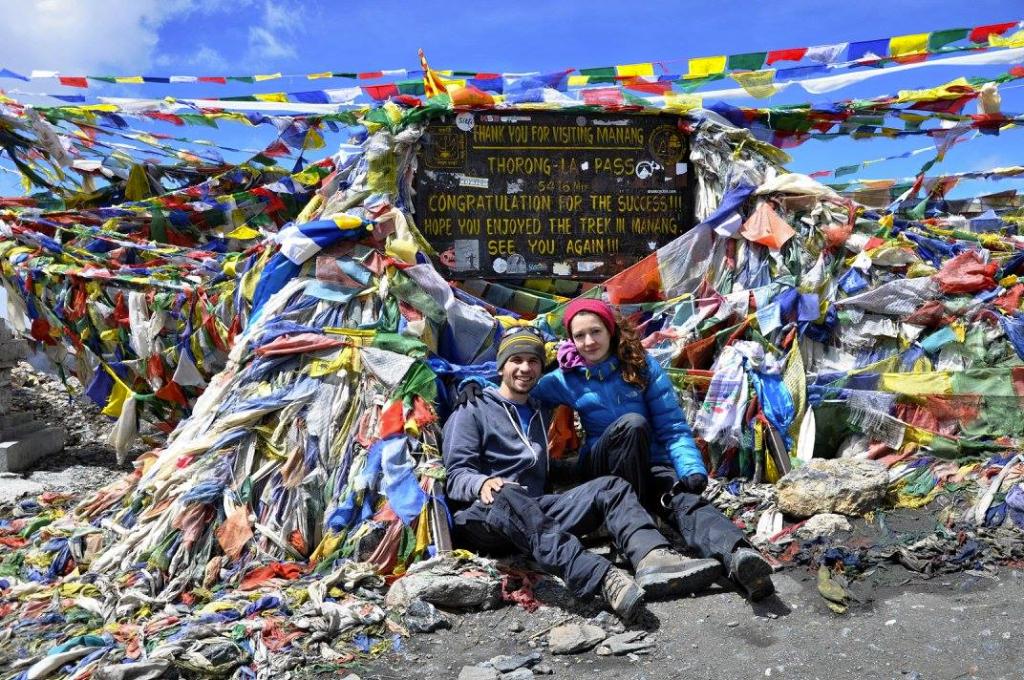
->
[766, 48, 808, 65]
[262, 140, 290, 157]
[358, 71, 384, 79]
[363, 83, 399, 101]
[969, 22, 1017, 43]
[581, 87, 625, 107]
[620, 77, 672, 95]
[198, 76, 227, 84]
[58, 76, 89, 88]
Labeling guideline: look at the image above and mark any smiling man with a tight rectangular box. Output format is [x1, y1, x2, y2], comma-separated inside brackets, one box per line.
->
[442, 327, 720, 622]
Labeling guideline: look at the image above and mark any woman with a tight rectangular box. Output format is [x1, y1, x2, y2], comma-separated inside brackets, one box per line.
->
[529, 298, 776, 601]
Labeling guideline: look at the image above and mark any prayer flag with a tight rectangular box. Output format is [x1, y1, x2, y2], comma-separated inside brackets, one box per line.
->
[889, 33, 929, 57]
[418, 49, 449, 99]
[969, 22, 1017, 43]
[727, 52, 766, 71]
[928, 28, 968, 51]
[58, 76, 88, 88]
[766, 48, 807, 65]
[805, 43, 847, 64]
[616, 63, 655, 77]
[276, 214, 370, 265]
[687, 56, 727, 78]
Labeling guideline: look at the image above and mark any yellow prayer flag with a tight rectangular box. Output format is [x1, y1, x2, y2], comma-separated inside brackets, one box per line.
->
[253, 92, 288, 102]
[114, 76, 144, 84]
[386, 237, 418, 264]
[687, 56, 727, 78]
[896, 77, 971, 103]
[889, 33, 928, 57]
[100, 369, 131, 418]
[877, 371, 953, 396]
[225, 225, 261, 240]
[662, 92, 702, 113]
[567, 75, 590, 87]
[731, 70, 778, 98]
[990, 30, 1024, 48]
[254, 72, 282, 81]
[308, 349, 352, 377]
[292, 168, 324, 186]
[616, 62, 654, 77]
[303, 128, 325, 150]
[307, 71, 333, 80]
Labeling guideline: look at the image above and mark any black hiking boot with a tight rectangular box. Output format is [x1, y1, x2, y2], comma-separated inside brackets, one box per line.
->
[729, 547, 775, 601]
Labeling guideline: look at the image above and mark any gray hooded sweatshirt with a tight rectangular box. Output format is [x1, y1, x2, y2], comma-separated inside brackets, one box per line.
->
[442, 386, 549, 504]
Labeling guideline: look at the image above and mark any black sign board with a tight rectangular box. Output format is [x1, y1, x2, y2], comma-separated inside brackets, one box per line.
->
[413, 110, 692, 280]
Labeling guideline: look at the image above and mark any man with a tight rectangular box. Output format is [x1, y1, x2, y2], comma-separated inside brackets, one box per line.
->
[442, 327, 721, 622]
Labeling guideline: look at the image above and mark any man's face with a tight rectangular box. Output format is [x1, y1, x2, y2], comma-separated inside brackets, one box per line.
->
[500, 353, 542, 396]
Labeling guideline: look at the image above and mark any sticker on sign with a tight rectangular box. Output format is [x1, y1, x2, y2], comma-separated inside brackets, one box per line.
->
[458, 175, 489, 189]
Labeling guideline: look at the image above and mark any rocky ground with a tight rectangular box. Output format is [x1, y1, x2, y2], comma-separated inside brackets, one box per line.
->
[0, 362, 135, 503]
[2, 363, 1022, 680]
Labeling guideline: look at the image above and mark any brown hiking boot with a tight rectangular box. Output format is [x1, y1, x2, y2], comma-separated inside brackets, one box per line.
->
[729, 547, 775, 601]
[600, 567, 645, 623]
[634, 547, 722, 599]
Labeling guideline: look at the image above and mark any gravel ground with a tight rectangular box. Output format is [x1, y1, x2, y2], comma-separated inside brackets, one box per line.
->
[4, 362, 137, 499]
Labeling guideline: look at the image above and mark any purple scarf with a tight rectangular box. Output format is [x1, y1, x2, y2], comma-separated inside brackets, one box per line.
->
[557, 340, 586, 369]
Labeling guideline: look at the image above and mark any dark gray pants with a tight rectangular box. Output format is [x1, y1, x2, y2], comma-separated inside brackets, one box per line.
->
[583, 413, 748, 566]
[452, 476, 666, 597]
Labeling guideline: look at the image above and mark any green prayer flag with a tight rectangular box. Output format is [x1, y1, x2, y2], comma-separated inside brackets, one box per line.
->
[149, 207, 168, 243]
[928, 28, 968, 51]
[179, 114, 218, 128]
[727, 52, 767, 71]
[579, 66, 616, 77]
[396, 79, 426, 95]
[834, 164, 861, 178]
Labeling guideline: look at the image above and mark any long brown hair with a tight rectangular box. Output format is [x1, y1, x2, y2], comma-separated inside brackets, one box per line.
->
[613, 312, 649, 390]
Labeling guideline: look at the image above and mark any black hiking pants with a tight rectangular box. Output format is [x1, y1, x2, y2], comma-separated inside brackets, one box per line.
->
[452, 476, 666, 597]
[583, 413, 749, 567]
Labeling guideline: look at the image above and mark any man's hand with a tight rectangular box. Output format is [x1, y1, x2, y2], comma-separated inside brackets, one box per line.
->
[479, 477, 508, 504]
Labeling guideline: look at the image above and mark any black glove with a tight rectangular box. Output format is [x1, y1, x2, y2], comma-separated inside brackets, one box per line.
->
[673, 473, 709, 496]
[454, 380, 484, 408]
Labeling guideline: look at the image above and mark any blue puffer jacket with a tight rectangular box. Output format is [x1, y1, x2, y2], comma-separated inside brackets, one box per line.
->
[530, 353, 706, 478]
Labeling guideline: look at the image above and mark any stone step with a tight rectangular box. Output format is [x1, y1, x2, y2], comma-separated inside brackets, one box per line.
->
[0, 426, 67, 473]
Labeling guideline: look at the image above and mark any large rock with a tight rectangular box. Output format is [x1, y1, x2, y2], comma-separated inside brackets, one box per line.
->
[385, 556, 502, 610]
[795, 513, 853, 539]
[548, 623, 607, 654]
[777, 458, 888, 518]
[457, 667, 499, 680]
[484, 653, 541, 673]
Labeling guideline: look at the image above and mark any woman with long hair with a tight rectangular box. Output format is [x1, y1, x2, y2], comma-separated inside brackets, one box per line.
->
[525, 298, 776, 601]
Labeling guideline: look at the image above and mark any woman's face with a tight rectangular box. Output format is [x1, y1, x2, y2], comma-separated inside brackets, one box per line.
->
[569, 312, 612, 364]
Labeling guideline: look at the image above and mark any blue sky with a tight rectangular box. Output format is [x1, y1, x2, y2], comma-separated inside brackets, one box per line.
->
[0, 0, 1021, 199]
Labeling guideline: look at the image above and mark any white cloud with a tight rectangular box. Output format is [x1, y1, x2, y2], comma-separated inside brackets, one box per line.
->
[248, 26, 296, 61]
[0, 0, 202, 74]
[155, 46, 230, 73]
[245, 1, 304, 65]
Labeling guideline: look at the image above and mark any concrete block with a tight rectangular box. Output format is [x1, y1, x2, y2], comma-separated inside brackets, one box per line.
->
[0, 426, 66, 472]
[0, 419, 45, 441]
